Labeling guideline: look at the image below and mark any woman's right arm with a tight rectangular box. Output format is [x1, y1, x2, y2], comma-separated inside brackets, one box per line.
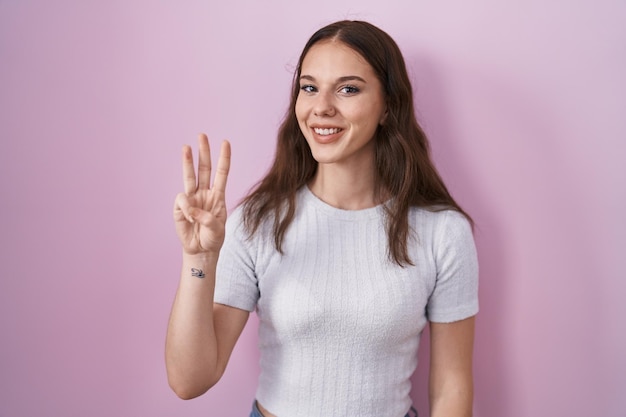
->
[165, 134, 249, 399]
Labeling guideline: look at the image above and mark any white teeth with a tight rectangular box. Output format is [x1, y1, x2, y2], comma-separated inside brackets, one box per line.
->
[314, 128, 341, 136]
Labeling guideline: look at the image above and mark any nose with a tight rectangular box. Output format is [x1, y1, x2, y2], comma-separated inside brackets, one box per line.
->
[313, 91, 335, 117]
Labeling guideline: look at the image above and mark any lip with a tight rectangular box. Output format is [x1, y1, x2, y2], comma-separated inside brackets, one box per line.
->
[309, 125, 344, 144]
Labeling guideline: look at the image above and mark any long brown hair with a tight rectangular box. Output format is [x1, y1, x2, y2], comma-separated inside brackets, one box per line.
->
[241, 20, 471, 266]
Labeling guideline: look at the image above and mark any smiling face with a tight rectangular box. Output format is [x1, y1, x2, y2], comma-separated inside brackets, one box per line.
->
[295, 40, 387, 170]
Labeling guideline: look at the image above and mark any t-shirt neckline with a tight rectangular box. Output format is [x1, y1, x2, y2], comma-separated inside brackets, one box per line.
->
[300, 185, 387, 221]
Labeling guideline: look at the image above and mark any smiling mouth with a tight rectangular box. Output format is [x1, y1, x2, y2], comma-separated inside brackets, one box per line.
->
[313, 127, 343, 136]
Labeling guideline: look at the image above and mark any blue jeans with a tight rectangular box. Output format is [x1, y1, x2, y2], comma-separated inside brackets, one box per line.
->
[249, 401, 418, 417]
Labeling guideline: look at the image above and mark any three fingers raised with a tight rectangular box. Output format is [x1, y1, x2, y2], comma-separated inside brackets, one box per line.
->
[181, 134, 231, 196]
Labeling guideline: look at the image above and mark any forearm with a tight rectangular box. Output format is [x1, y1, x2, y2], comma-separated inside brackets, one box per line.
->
[428, 318, 475, 417]
[166, 251, 220, 398]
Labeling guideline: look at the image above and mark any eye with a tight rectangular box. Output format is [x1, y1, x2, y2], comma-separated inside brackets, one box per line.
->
[300, 84, 317, 93]
[339, 85, 360, 94]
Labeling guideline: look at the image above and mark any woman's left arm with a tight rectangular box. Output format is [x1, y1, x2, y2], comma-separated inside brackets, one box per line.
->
[429, 316, 475, 417]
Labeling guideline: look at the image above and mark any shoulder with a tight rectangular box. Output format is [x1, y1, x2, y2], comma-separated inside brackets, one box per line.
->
[407, 208, 475, 261]
[225, 204, 246, 234]
[408, 207, 472, 236]
[423, 209, 476, 268]
[433, 209, 472, 236]
[226, 202, 276, 249]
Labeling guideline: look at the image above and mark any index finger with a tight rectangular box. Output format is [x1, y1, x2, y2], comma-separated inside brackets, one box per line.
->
[211, 140, 231, 193]
[182, 144, 197, 196]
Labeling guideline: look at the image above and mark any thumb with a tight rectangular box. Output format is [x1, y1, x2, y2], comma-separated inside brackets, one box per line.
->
[174, 193, 195, 224]
[189, 207, 219, 228]
[188, 207, 200, 222]
[189, 207, 210, 225]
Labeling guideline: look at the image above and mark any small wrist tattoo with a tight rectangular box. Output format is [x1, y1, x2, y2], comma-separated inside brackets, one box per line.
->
[191, 268, 205, 279]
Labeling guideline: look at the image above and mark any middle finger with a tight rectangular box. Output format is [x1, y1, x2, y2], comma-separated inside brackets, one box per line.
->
[197, 133, 212, 190]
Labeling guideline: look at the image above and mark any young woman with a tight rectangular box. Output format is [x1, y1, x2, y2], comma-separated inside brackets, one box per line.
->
[166, 20, 478, 417]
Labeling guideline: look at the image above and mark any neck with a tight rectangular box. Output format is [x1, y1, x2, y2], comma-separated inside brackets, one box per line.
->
[309, 163, 380, 210]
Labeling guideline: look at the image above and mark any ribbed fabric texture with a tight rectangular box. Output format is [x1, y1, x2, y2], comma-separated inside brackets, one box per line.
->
[215, 186, 478, 417]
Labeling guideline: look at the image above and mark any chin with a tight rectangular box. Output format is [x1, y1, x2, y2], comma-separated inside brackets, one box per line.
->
[309, 149, 339, 165]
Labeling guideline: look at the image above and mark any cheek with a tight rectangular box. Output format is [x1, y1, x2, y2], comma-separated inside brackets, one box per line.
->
[295, 101, 309, 134]
[352, 105, 382, 129]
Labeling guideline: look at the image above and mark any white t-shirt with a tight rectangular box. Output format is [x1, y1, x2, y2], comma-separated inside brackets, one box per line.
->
[215, 186, 479, 417]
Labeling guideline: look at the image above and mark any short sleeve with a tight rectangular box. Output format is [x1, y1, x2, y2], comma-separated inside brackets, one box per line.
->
[214, 207, 260, 312]
[426, 210, 479, 323]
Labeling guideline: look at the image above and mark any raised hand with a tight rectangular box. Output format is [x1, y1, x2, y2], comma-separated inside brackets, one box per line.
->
[173, 134, 231, 255]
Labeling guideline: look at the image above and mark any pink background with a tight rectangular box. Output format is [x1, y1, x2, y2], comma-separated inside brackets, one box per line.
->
[1, 1, 624, 416]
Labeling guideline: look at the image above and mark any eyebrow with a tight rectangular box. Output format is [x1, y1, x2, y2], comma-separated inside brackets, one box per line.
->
[299, 75, 367, 83]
